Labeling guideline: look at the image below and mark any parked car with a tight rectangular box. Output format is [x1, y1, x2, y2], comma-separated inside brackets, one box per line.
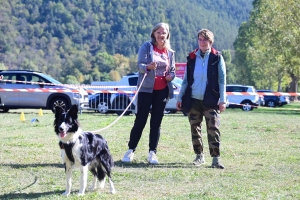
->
[88, 74, 183, 115]
[226, 84, 264, 111]
[0, 70, 88, 113]
[164, 76, 182, 114]
[88, 92, 112, 114]
[257, 90, 290, 107]
[278, 94, 290, 105]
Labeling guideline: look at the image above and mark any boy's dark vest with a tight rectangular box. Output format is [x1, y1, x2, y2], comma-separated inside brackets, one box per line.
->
[181, 48, 220, 112]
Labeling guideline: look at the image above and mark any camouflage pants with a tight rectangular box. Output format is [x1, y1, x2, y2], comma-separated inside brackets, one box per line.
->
[188, 98, 221, 157]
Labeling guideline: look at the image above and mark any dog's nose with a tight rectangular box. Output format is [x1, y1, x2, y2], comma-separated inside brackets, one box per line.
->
[59, 127, 64, 132]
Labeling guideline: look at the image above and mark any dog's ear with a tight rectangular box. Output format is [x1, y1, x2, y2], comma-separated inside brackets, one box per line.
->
[68, 105, 78, 119]
[55, 106, 64, 117]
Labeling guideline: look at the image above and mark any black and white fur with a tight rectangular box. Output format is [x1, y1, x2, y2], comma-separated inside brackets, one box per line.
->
[54, 104, 116, 196]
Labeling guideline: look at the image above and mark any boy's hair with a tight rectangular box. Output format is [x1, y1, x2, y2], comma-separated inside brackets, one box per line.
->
[198, 29, 214, 44]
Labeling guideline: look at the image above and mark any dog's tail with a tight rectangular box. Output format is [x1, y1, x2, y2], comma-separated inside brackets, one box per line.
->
[91, 146, 116, 193]
[92, 148, 113, 180]
[98, 148, 116, 194]
[100, 148, 114, 169]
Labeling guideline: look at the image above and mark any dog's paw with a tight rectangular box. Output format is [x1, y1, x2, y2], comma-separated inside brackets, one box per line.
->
[77, 192, 85, 196]
[99, 180, 105, 189]
[62, 191, 70, 196]
[89, 185, 96, 191]
[111, 189, 116, 194]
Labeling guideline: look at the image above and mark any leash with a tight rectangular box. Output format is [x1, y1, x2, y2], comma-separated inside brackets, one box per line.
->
[87, 73, 148, 133]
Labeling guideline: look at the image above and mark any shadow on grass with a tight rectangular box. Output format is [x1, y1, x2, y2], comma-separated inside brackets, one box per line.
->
[114, 160, 213, 169]
[2, 161, 213, 170]
[253, 110, 300, 115]
[3, 111, 52, 115]
[1, 163, 64, 169]
[0, 191, 64, 200]
[2, 160, 219, 170]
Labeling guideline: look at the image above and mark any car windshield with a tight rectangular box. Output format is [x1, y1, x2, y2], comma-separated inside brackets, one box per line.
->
[38, 73, 62, 84]
[257, 90, 273, 92]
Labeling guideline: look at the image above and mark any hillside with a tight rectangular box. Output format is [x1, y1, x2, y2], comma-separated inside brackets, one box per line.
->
[0, 0, 253, 83]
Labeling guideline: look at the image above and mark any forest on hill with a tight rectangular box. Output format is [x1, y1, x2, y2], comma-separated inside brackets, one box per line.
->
[0, 0, 253, 83]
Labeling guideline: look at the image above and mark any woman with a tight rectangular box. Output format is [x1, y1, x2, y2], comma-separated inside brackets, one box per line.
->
[176, 29, 226, 169]
[121, 22, 175, 164]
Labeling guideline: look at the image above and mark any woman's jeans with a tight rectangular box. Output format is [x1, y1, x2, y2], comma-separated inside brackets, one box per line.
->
[128, 86, 169, 153]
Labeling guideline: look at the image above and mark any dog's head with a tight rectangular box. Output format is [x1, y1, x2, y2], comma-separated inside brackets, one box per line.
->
[54, 104, 80, 139]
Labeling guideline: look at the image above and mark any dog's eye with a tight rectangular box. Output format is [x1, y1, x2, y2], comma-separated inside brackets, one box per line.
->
[56, 118, 63, 123]
[65, 117, 73, 124]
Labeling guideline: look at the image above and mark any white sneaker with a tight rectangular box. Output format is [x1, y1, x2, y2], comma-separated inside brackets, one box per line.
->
[192, 153, 205, 166]
[148, 151, 159, 164]
[121, 149, 134, 163]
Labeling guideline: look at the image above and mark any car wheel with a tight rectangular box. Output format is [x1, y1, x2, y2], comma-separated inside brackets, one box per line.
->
[50, 97, 69, 113]
[0, 108, 9, 113]
[241, 101, 253, 111]
[97, 101, 110, 114]
[266, 100, 275, 107]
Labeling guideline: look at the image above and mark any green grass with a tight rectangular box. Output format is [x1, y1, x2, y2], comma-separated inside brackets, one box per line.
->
[1, 102, 300, 199]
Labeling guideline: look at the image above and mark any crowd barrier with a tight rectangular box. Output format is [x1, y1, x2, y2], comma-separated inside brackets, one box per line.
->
[1, 78, 299, 114]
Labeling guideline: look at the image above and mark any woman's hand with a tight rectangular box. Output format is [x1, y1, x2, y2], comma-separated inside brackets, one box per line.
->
[147, 62, 157, 70]
[165, 74, 172, 82]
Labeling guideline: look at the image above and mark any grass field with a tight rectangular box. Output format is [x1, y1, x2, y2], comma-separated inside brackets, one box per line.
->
[1, 102, 300, 200]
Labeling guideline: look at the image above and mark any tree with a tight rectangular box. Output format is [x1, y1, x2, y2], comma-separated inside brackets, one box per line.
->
[0, 63, 8, 70]
[113, 53, 130, 77]
[91, 68, 101, 82]
[128, 55, 138, 73]
[93, 52, 114, 73]
[234, 0, 300, 92]
[222, 49, 237, 84]
[109, 70, 121, 81]
[64, 75, 80, 84]
[233, 22, 254, 85]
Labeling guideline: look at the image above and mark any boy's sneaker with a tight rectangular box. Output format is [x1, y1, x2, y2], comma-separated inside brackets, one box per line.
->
[211, 157, 225, 169]
[192, 153, 205, 166]
[121, 149, 134, 163]
[148, 151, 159, 164]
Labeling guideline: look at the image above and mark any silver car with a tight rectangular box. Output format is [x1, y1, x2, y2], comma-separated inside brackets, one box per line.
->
[0, 70, 88, 113]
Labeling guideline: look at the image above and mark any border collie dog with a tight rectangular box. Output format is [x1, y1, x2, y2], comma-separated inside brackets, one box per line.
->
[54, 104, 116, 196]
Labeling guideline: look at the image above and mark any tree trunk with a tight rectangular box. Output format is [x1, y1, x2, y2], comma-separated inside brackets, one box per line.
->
[289, 74, 299, 93]
[277, 75, 282, 92]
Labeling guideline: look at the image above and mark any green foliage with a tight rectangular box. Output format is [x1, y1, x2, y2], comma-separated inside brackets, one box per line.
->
[0, 63, 8, 70]
[64, 75, 80, 84]
[93, 52, 115, 74]
[100, 72, 111, 81]
[233, 0, 300, 92]
[222, 50, 231, 65]
[0, 0, 252, 83]
[109, 70, 121, 81]
[113, 54, 131, 77]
